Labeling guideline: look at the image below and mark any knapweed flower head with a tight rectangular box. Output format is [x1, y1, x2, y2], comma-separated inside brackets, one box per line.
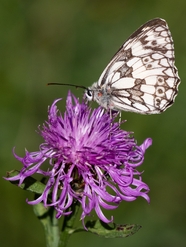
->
[7, 91, 152, 224]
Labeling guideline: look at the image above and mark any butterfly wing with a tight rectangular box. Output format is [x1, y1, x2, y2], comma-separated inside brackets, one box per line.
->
[97, 18, 180, 114]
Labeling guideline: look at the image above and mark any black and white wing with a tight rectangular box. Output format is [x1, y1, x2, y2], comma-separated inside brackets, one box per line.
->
[97, 18, 180, 114]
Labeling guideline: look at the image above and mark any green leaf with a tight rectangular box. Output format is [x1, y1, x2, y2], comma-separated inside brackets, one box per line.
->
[85, 220, 141, 238]
[6, 170, 46, 194]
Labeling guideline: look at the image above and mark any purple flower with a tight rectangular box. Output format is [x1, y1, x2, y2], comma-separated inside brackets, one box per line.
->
[7, 91, 152, 224]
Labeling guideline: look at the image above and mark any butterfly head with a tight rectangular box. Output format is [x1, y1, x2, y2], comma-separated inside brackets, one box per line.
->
[85, 82, 113, 110]
[84, 82, 99, 101]
[85, 88, 93, 101]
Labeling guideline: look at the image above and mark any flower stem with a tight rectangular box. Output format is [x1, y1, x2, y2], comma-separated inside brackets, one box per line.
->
[59, 202, 80, 247]
[33, 203, 60, 247]
[46, 209, 60, 247]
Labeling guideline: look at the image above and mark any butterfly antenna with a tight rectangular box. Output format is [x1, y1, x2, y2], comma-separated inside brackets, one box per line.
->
[47, 82, 88, 90]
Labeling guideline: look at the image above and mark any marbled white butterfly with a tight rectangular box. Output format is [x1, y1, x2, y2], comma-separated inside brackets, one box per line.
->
[85, 18, 180, 114]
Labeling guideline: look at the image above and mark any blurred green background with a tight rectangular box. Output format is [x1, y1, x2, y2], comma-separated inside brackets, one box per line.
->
[1, 1, 186, 246]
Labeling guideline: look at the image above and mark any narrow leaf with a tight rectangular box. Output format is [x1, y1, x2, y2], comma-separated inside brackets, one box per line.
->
[85, 220, 141, 238]
[6, 170, 45, 194]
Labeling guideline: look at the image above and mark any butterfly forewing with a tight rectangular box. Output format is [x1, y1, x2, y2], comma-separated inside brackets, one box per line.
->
[92, 18, 180, 114]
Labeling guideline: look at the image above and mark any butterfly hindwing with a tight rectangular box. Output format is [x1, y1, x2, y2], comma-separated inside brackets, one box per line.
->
[92, 18, 180, 114]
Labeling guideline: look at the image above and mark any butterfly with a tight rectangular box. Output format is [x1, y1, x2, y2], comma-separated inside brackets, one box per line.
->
[85, 18, 180, 114]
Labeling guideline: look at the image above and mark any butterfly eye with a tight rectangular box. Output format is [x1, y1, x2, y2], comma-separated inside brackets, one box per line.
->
[85, 88, 93, 101]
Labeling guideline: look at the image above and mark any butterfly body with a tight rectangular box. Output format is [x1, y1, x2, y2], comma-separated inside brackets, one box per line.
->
[85, 18, 180, 114]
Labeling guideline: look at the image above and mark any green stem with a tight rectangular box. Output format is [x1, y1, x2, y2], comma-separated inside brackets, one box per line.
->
[34, 201, 80, 247]
[59, 202, 80, 247]
[45, 208, 60, 247]
[33, 203, 60, 247]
